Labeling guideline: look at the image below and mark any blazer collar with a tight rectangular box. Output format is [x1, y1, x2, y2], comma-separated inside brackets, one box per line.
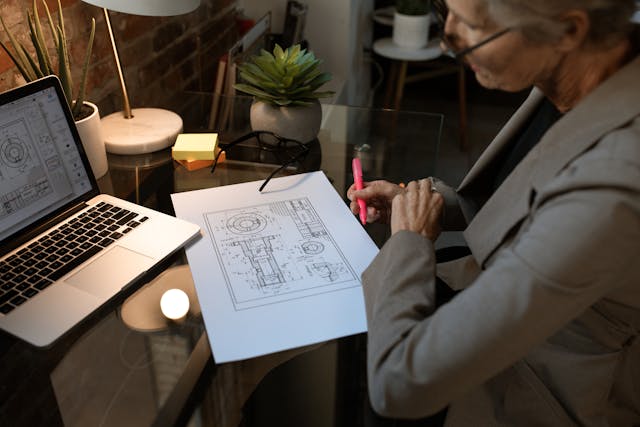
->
[464, 53, 640, 267]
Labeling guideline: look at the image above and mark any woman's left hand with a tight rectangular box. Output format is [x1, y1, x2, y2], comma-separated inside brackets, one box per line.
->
[391, 179, 444, 241]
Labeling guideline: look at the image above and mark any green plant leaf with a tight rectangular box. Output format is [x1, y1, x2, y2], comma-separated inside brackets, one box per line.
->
[238, 70, 279, 90]
[0, 16, 37, 81]
[252, 55, 284, 79]
[73, 17, 95, 118]
[27, 13, 49, 76]
[56, 25, 72, 105]
[41, 0, 59, 48]
[240, 62, 280, 85]
[286, 44, 301, 63]
[0, 39, 32, 80]
[56, 0, 66, 42]
[273, 44, 285, 60]
[19, 43, 43, 79]
[306, 72, 333, 89]
[32, 0, 53, 73]
[236, 43, 332, 106]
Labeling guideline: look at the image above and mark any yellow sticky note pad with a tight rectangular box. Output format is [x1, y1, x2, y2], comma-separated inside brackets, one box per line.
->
[172, 133, 218, 161]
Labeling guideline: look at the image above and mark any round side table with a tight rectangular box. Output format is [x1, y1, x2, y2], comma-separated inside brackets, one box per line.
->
[373, 37, 468, 150]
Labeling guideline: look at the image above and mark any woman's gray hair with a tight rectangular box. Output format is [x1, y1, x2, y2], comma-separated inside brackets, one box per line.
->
[481, 0, 637, 47]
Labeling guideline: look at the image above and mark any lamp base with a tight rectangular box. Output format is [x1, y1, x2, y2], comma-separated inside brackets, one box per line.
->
[102, 107, 183, 155]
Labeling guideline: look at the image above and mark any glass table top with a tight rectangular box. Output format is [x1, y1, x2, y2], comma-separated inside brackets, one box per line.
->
[0, 94, 443, 427]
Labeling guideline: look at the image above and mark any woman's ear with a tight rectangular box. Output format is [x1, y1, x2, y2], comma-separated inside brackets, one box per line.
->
[556, 9, 590, 51]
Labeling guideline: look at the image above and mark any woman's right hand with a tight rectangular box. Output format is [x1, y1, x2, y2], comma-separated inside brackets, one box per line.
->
[346, 180, 404, 224]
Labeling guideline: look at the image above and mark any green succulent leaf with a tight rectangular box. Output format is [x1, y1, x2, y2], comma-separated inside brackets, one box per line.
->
[234, 43, 334, 106]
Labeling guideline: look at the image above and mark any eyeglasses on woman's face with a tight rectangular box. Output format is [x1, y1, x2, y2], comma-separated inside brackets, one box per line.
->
[431, 0, 511, 59]
[210, 130, 311, 192]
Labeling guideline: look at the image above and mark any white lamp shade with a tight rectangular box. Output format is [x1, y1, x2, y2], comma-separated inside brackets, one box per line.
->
[81, 0, 200, 16]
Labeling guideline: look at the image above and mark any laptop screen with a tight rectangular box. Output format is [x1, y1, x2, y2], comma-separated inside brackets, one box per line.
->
[0, 78, 94, 246]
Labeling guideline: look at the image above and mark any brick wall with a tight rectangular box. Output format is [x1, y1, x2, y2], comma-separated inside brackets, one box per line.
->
[0, 0, 240, 118]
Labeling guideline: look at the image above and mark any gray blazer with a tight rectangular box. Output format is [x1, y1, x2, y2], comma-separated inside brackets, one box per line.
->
[362, 52, 640, 425]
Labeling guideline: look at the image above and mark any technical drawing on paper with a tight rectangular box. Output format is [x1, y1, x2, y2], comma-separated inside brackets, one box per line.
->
[0, 118, 54, 220]
[204, 198, 359, 310]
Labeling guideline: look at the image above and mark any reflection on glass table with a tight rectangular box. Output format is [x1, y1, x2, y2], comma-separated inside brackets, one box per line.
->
[180, 93, 443, 199]
[0, 95, 443, 427]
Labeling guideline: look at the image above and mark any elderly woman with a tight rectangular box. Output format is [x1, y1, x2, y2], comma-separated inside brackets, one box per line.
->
[348, 0, 640, 425]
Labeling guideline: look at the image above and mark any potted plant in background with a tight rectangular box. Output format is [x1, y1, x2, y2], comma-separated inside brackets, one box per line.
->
[0, 0, 107, 178]
[233, 44, 334, 144]
[393, 0, 432, 48]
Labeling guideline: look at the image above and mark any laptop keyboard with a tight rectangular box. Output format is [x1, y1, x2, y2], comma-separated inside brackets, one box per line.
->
[0, 202, 148, 315]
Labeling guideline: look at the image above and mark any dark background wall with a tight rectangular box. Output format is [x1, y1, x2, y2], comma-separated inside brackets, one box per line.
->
[1, 0, 240, 118]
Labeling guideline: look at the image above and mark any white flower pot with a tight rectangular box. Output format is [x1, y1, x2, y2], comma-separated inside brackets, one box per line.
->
[249, 100, 322, 144]
[392, 11, 431, 49]
[75, 101, 108, 179]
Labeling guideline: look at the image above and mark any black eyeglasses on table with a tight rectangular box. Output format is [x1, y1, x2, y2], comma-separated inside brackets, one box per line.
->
[431, 0, 511, 60]
[210, 130, 311, 192]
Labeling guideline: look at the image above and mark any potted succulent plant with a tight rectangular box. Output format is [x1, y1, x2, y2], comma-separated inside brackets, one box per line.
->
[393, 0, 432, 48]
[233, 44, 334, 143]
[0, 0, 107, 178]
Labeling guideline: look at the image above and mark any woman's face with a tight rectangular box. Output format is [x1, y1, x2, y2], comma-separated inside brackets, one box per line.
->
[445, 0, 562, 92]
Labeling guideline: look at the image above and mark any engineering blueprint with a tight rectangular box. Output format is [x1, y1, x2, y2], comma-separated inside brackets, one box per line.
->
[172, 171, 380, 362]
[204, 197, 358, 310]
[0, 117, 53, 221]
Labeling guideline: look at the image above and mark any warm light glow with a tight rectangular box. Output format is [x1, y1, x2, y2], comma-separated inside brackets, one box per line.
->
[160, 288, 190, 320]
[81, 0, 200, 16]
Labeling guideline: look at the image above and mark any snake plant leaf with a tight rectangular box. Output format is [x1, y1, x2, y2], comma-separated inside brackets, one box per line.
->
[27, 13, 50, 76]
[56, 25, 72, 105]
[42, 0, 59, 48]
[0, 39, 32, 81]
[19, 43, 43, 79]
[72, 17, 95, 118]
[1, 0, 94, 120]
[32, 0, 53, 73]
[0, 16, 37, 81]
[56, 0, 66, 42]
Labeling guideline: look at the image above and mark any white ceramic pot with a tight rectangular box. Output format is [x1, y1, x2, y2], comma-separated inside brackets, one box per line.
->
[249, 99, 322, 144]
[75, 101, 108, 179]
[392, 11, 431, 49]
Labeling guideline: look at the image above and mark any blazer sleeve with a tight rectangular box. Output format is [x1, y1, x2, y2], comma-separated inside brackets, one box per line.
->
[430, 177, 468, 231]
[362, 146, 640, 419]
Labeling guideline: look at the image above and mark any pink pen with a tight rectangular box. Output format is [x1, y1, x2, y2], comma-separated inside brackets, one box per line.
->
[352, 158, 367, 225]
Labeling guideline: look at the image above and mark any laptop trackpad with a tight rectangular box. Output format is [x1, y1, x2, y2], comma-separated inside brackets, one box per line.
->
[66, 246, 155, 299]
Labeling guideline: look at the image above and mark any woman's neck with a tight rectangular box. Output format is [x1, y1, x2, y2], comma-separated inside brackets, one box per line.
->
[539, 39, 633, 113]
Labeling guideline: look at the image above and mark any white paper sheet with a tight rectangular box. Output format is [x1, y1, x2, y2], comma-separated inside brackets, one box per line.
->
[171, 171, 379, 363]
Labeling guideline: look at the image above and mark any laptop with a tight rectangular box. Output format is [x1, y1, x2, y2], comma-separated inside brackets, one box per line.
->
[0, 76, 201, 347]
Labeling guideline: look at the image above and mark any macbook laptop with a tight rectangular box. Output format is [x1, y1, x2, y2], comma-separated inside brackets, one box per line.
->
[0, 76, 201, 347]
